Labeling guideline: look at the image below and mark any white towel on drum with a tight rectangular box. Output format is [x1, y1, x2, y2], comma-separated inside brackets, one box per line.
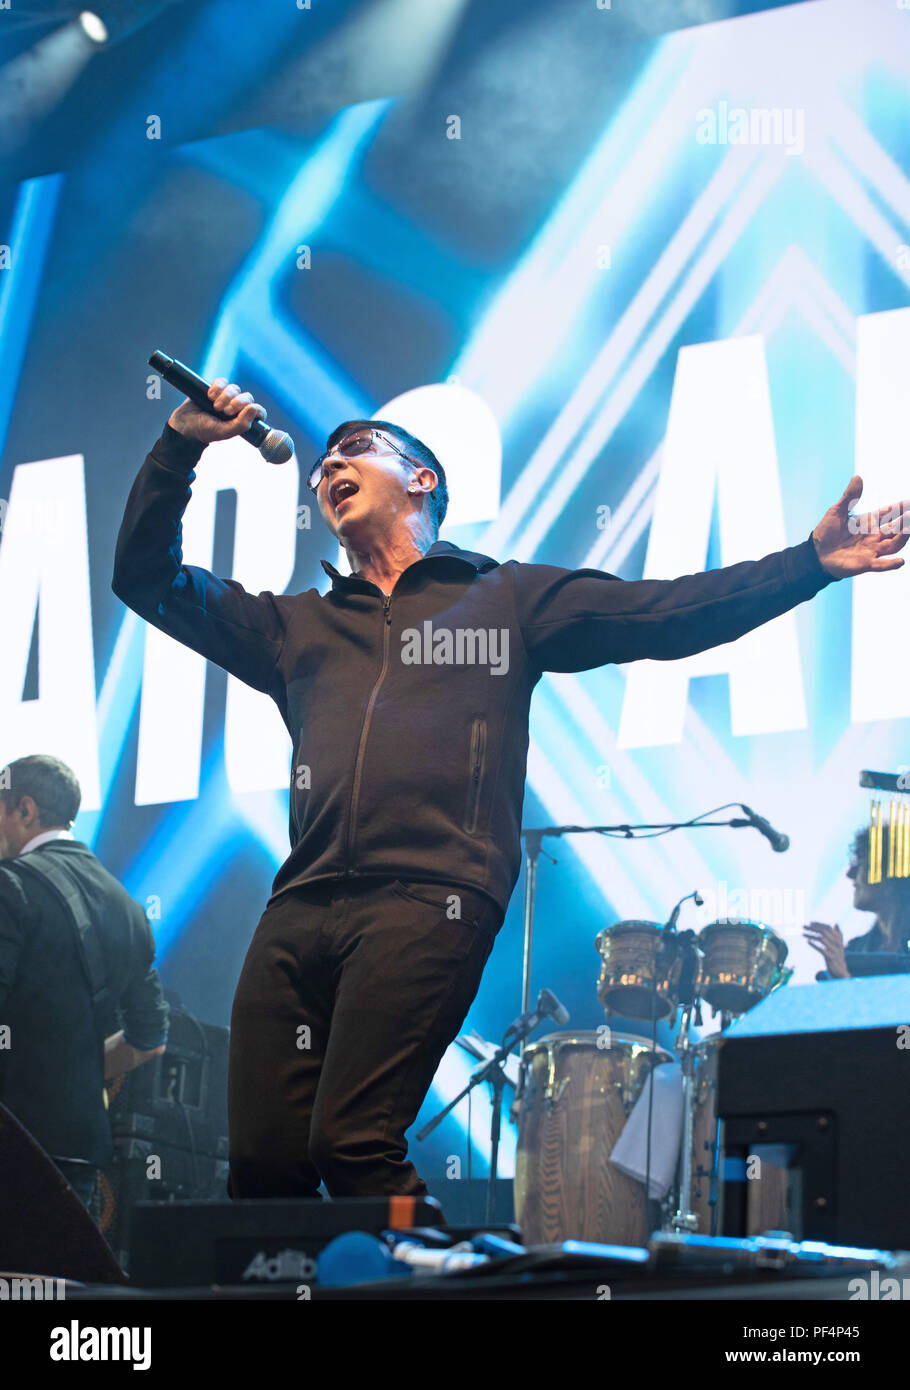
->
[609, 1062, 683, 1200]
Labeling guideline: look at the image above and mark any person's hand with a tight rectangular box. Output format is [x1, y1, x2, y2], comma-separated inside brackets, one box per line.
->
[168, 377, 267, 444]
[811, 477, 910, 577]
[803, 921, 849, 978]
[103, 1029, 166, 1080]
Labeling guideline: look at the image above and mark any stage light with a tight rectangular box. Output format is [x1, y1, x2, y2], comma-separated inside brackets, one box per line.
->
[0, 1, 184, 159]
[78, 11, 109, 45]
[77, 2, 181, 51]
[0, 16, 102, 159]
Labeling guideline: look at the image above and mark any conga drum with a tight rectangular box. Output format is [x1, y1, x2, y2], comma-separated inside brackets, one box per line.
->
[595, 921, 684, 1020]
[513, 1031, 671, 1246]
[696, 920, 790, 1015]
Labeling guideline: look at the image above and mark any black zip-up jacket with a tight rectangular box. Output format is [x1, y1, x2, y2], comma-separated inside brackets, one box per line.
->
[113, 424, 836, 913]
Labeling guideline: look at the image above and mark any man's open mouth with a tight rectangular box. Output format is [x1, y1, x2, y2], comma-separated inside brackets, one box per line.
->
[330, 479, 359, 509]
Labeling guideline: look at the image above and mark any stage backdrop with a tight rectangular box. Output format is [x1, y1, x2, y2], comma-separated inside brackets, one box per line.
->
[1, 0, 909, 1177]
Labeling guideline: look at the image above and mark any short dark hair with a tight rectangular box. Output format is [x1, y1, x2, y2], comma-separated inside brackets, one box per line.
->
[0, 755, 81, 828]
[850, 826, 870, 866]
[325, 419, 448, 533]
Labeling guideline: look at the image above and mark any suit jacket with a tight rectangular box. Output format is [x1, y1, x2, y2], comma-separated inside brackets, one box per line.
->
[0, 839, 169, 1166]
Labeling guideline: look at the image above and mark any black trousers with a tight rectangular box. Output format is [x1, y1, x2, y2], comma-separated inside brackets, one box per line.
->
[227, 876, 504, 1199]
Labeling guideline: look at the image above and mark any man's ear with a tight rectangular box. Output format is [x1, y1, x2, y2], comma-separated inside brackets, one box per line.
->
[410, 466, 438, 496]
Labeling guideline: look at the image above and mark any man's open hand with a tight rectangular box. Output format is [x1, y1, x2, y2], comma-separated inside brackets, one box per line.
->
[803, 921, 849, 978]
[812, 476, 910, 577]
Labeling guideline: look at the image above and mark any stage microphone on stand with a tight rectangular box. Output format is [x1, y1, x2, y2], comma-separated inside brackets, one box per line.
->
[149, 350, 295, 464]
[502, 988, 569, 1048]
[734, 804, 790, 853]
[664, 889, 704, 932]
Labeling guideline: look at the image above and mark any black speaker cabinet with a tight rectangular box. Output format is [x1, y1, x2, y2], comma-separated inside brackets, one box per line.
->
[0, 1101, 126, 1283]
[716, 976, 910, 1249]
[129, 1195, 445, 1287]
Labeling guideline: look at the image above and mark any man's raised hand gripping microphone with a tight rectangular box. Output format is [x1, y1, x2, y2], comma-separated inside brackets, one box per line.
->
[150, 350, 295, 464]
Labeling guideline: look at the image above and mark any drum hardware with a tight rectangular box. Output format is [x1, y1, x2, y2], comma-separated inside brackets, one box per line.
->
[523, 1040, 573, 1111]
[546, 1077, 570, 1111]
[666, 927, 705, 1234]
[666, 918, 791, 1238]
[669, 1008, 700, 1234]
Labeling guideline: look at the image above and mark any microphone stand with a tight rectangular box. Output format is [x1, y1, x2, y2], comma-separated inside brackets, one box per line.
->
[668, 932, 702, 1233]
[642, 892, 700, 1222]
[519, 830, 557, 1058]
[519, 811, 751, 1055]
[417, 1010, 551, 1225]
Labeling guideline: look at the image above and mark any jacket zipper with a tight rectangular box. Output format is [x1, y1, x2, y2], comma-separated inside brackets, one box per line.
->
[344, 592, 392, 872]
[463, 716, 487, 834]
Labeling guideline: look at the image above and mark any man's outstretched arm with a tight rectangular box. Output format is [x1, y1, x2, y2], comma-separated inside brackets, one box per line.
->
[512, 477, 910, 672]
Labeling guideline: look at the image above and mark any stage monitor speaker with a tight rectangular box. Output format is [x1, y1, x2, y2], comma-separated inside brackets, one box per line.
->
[0, 1101, 127, 1284]
[129, 1195, 446, 1287]
[716, 977, 910, 1249]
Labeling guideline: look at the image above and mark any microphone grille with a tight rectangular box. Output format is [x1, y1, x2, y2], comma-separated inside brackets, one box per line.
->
[260, 429, 294, 465]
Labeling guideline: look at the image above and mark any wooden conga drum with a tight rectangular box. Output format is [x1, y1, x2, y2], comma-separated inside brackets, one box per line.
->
[513, 1031, 671, 1246]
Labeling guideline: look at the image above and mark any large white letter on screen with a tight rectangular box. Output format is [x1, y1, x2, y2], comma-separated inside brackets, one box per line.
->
[0, 455, 101, 807]
[618, 335, 806, 749]
[135, 436, 298, 804]
[851, 307, 910, 723]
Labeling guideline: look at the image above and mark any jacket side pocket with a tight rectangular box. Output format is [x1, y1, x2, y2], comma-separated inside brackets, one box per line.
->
[463, 716, 487, 835]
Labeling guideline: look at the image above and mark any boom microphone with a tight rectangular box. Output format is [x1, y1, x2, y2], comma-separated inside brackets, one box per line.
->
[535, 987, 570, 1027]
[502, 987, 570, 1047]
[736, 803, 790, 853]
[149, 350, 295, 464]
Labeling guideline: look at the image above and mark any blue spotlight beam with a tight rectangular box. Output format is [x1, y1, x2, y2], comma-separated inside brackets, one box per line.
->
[0, 175, 63, 464]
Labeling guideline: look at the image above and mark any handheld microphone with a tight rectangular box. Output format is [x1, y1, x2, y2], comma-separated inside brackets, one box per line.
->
[737, 804, 790, 853]
[149, 350, 294, 464]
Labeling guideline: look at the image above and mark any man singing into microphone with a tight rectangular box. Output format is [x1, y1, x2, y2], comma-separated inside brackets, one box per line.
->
[113, 377, 909, 1203]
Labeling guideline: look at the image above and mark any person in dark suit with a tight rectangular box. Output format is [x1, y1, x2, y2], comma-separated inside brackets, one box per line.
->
[0, 755, 170, 1213]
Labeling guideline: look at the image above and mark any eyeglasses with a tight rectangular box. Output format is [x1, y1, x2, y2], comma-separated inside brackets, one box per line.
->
[307, 428, 416, 493]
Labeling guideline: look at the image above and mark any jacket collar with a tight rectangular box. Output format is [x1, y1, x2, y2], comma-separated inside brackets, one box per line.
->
[320, 540, 498, 588]
[19, 828, 75, 856]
